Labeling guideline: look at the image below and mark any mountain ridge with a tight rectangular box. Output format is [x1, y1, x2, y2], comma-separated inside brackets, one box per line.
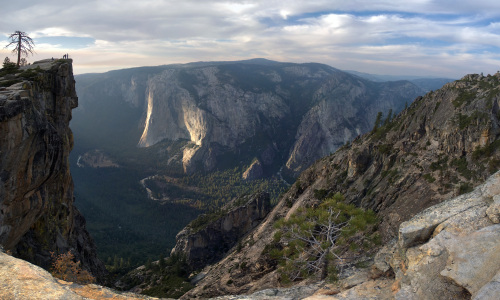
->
[180, 71, 500, 298]
[73, 59, 424, 178]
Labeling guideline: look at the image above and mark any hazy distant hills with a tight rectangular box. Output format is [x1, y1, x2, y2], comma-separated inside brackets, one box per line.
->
[345, 69, 455, 92]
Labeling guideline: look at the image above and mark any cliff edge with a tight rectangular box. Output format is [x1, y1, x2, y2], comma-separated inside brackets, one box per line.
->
[0, 59, 106, 280]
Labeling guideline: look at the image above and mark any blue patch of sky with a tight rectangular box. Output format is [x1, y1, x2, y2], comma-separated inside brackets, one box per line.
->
[35, 36, 95, 49]
[384, 36, 452, 47]
[465, 45, 500, 54]
[260, 10, 491, 28]
[381, 35, 499, 53]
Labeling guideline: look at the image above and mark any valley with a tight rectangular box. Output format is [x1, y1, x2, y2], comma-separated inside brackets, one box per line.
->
[2, 2, 500, 299]
[2, 58, 498, 300]
[69, 59, 433, 271]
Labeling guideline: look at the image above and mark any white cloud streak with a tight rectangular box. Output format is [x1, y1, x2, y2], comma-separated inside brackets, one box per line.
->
[1, 0, 499, 77]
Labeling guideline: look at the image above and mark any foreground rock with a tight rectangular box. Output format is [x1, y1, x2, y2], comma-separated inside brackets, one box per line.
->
[391, 171, 500, 300]
[0, 59, 106, 279]
[0, 251, 161, 300]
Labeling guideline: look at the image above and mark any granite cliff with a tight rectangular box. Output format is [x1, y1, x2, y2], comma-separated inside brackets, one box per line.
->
[73, 59, 423, 177]
[0, 59, 106, 280]
[171, 192, 271, 270]
[181, 72, 500, 298]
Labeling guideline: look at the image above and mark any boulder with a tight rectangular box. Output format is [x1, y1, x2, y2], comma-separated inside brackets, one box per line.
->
[398, 189, 485, 248]
[473, 270, 500, 300]
[486, 195, 500, 224]
[440, 224, 500, 297]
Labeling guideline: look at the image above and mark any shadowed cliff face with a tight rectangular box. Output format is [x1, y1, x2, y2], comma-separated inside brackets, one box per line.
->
[0, 59, 106, 281]
[171, 192, 271, 270]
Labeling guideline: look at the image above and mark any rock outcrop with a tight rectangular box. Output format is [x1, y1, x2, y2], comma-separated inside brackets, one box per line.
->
[391, 171, 500, 300]
[0, 250, 160, 300]
[0, 59, 106, 280]
[171, 192, 271, 270]
[242, 160, 264, 180]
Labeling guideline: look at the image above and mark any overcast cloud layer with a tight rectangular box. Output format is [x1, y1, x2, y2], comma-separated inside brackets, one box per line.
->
[1, 0, 500, 77]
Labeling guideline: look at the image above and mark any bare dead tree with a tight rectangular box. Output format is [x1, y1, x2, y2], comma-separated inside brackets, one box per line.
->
[5, 31, 35, 67]
[274, 193, 379, 282]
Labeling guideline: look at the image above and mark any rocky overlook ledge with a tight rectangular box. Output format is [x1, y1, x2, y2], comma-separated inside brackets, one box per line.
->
[0, 59, 106, 280]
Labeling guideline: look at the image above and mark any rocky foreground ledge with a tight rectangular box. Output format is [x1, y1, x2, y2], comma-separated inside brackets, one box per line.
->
[2, 171, 498, 299]
[0, 249, 164, 300]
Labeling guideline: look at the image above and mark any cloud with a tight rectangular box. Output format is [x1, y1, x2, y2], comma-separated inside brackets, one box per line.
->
[1, 1, 500, 77]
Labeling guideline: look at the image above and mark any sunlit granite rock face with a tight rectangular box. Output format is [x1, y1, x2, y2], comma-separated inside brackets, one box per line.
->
[0, 250, 159, 300]
[76, 60, 422, 176]
[137, 64, 421, 175]
[0, 59, 106, 280]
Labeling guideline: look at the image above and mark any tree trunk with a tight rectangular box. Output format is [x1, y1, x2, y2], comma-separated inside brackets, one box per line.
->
[16, 33, 21, 67]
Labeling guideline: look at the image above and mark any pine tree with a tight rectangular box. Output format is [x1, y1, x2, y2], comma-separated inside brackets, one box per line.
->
[372, 112, 383, 133]
[4, 31, 35, 67]
[145, 257, 152, 269]
[159, 254, 166, 270]
[384, 109, 393, 125]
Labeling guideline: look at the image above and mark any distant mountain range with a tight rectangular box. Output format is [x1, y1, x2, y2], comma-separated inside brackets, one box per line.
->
[344, 69, 455, 92]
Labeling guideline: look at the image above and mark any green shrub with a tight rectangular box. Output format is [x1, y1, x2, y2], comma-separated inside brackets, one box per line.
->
[272, 193, 378, 282]
[472, 140, 500, 161]
[452, 90, 476, 107]
[423, 173, 436, 183]
[458, 183, 473, 195]
[313, 189, 328, 200]
[451, 157, 473, 180]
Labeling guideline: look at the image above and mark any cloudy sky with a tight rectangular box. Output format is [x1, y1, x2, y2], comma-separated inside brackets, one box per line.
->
[1, 0, 499, 77]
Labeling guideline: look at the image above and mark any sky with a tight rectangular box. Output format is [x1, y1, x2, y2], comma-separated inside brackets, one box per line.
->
[1, 0, 500, 77]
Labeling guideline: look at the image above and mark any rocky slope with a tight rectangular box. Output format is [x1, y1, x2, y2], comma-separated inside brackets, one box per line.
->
[0, 59, 106, 280]
[74, 59, 423, 177]
[204, 171, 500, 299]
[171, 192, 271, 270]
[181, 72, 500, 298]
